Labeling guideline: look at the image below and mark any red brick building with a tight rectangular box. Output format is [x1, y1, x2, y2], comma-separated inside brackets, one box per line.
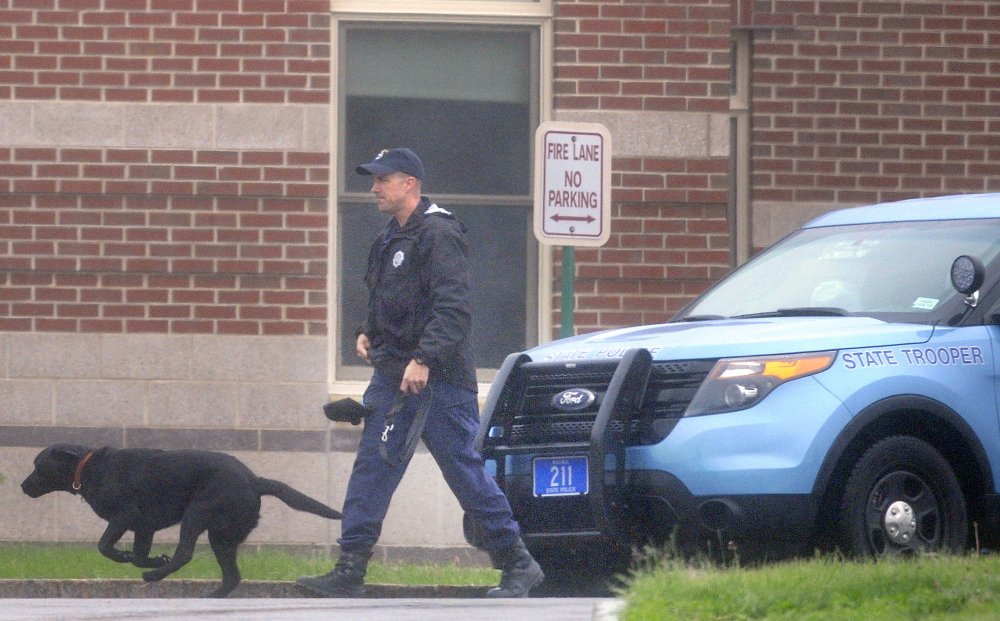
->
[1, 0, 997, 555]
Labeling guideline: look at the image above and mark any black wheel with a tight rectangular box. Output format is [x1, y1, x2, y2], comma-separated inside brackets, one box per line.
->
[838, 435, 967, 558]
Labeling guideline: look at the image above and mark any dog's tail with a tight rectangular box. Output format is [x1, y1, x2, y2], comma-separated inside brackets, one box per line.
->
[256, 478, 343, 520]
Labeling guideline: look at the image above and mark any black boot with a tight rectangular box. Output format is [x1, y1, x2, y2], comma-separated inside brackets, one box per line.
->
[295, 548, 372, 597]
[486, 538, 544, 598]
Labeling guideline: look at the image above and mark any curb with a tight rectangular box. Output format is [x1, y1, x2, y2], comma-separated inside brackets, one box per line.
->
[0, 579, 490, 599]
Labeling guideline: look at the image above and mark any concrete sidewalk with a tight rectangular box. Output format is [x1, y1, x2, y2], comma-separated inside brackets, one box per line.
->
[0, 598, 627, 621]
[0, 578, 488, 598]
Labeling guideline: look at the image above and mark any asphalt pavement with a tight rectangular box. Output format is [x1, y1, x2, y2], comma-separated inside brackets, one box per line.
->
[0, 598, 625, 621]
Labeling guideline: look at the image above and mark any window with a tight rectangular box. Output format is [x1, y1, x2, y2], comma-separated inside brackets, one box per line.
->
[335, 22, 541, 382]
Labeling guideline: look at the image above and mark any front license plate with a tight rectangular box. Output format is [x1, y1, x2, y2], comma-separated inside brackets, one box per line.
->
[533, 456, 589, 497]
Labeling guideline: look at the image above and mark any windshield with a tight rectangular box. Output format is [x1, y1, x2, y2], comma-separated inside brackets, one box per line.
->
[677, 219, 1000, 323]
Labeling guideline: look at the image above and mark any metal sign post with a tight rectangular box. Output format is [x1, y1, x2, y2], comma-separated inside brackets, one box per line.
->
[561, 245, 574, 338]
[533, 122, 612, 338]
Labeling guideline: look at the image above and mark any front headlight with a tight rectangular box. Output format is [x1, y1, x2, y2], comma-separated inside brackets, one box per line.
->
[684, 351, 836, 416]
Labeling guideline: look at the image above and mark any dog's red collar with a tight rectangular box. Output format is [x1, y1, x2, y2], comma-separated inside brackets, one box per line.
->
[72, 452, 94, 491]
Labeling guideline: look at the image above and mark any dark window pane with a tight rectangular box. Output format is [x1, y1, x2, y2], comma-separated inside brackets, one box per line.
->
[344, 96, 531, 196]
[345, 29, 531, 103]
[451, 203, 529, 368]
[338, 203, 383, 370]
[339, 24, 536, 375]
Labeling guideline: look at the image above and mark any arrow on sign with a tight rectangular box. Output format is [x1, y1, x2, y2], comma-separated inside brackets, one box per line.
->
[550, 213, 596, 223]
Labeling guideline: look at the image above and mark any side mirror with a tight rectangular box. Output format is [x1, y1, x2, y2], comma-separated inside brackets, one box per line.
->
[951, 255, 985, 296]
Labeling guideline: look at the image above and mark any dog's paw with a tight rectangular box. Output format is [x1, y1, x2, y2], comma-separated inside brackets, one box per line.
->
[131, 554, 172, 568]
[142, 570, 165, 583]
[119, 550, 135, 564]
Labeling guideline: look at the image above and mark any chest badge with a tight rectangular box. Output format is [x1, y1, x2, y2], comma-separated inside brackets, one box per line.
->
[392, 250, 405, 268]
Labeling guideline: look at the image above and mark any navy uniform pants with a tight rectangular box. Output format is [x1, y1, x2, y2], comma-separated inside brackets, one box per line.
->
[337, 370, 521, 554]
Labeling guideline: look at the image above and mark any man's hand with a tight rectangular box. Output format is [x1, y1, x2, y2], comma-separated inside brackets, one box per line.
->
[401, 359, 429, 394]
[356, 333, 371, 362]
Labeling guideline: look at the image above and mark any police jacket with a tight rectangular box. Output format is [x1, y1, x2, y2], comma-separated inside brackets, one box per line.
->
[360, 197, 478, 393]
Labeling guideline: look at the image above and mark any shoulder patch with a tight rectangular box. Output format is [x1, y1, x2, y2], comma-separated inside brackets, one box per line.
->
[424, 203, 452, 216]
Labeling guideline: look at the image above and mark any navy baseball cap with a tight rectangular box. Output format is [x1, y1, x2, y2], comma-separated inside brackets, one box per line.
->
[356, 148, 424, 180]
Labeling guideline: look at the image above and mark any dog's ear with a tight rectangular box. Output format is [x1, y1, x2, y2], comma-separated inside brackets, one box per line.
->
[47, 444, 91, 463]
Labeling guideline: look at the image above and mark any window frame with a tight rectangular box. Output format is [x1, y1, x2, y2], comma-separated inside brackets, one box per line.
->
[327, 3, 554, 391]
[331, 0, 552, 17]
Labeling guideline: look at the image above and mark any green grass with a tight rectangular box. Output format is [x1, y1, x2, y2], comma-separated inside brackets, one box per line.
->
[620, 552, 1000, 621]
[0, 543, 499, 586]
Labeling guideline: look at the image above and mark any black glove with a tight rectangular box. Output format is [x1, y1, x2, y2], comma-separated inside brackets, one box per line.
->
[323, 398, 372, 425]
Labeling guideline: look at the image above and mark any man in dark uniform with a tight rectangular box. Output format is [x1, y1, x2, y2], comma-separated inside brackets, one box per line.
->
[296, 148, 543, 598]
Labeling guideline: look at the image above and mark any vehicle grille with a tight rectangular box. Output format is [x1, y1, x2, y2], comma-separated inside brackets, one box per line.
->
[504, 358, 716, 447]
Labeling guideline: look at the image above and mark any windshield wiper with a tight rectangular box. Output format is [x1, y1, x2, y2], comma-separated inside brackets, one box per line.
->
[732, 307, 852, 319]
[675, 314, 727, 322]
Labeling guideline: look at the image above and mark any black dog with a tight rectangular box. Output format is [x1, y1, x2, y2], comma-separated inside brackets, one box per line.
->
[21, 444, 342, 597]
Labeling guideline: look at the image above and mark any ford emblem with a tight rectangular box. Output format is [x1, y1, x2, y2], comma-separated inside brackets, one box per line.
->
[552, 388, 597, 412]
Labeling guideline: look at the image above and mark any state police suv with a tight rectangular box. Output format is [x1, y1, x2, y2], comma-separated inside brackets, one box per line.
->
[474, 193, 1000, 589]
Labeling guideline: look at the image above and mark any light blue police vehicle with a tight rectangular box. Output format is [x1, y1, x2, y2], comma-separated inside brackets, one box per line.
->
[475, 193, 1000, 588]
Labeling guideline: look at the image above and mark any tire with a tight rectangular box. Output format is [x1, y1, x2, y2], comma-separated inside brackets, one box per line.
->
[837, 435, 967, 558]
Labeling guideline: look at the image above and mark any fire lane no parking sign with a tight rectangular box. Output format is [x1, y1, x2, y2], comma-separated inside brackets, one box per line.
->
[533, 121, 612, 247]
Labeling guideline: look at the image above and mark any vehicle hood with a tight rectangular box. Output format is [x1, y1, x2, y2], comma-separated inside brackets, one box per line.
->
[527, 317, 934, 362]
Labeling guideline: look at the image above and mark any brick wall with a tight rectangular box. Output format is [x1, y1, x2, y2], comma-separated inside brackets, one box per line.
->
[0, 0, 330, 335]
[553, 0, 732, 335]
[6, 0, 997, 340]
[0, 0, 329, 103]
[752, 1, 1000, 207]
[0, 145, 328, 334]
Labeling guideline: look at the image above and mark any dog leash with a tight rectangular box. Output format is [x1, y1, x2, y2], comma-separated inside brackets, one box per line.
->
[379, 386, 433, 467]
